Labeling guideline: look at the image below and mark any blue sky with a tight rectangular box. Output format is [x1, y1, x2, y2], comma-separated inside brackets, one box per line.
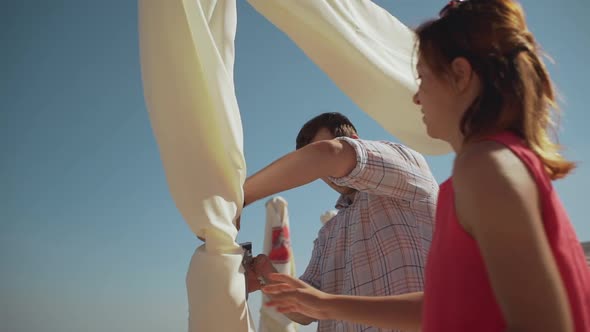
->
[1, 1, 588, 331]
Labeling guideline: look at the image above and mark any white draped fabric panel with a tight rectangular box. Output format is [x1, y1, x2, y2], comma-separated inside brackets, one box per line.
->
[260, 197, 297, 332]
[139, 0, 450, 330]
[139, 0, 254, 331]
[247, 0, 451, 155]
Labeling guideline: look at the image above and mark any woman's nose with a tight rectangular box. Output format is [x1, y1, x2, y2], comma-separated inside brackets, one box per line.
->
[412, 92, 421, 105]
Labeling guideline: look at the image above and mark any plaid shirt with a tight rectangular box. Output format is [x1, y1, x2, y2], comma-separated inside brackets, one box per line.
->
[300, 137, 438, 332]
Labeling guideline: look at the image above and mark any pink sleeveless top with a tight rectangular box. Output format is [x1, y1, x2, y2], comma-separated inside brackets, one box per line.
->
[421, 132, 590, 332]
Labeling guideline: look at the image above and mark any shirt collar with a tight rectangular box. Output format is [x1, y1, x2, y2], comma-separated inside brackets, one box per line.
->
[335, 191, 358, 209]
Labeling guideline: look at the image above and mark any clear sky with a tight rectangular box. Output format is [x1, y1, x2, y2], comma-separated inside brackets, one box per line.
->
[1, 1, 588, 331]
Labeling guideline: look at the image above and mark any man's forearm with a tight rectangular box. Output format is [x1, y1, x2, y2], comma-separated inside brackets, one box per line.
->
[244, 140, 355, 205]
[325, 292, 424, 331]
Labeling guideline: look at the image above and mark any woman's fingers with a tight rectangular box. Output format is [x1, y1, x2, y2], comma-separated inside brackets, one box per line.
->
[261, 273, 328, 319]
[265, 299, 293, 307]
[266, 295, 322, 319]
[261, 283, 294, 295]
[275, 305, 298, 314]
[264, 288, 301, 306]
[267, 273, 308, 287]
[266, 298, 301, 313]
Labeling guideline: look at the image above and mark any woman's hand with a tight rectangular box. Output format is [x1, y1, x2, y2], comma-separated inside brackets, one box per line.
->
[262, 273, 334, 320]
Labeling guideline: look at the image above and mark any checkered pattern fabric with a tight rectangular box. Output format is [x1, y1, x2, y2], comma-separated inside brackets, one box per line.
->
[300, 138, 438, 332]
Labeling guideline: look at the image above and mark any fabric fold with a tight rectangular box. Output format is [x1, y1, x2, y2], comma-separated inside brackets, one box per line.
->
[139, 0, 245, 254]
[139, 0, 253, 331]
[247, 0, 451, 155]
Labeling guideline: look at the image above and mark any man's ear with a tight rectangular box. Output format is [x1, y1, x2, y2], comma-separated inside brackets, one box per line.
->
[450, 57, 474, 93]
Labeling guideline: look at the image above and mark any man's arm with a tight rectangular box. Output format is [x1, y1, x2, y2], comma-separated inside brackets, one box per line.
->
[327, 138, 436, 201]
[244, 139, 356, 206]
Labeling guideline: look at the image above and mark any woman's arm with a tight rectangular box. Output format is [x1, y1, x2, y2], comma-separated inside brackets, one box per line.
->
[454, 141, 574, 332]
[263, 274, 423, 331]
[247, 256, 316, 325]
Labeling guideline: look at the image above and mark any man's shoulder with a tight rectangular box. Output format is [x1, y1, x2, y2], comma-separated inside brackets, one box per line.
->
[336, 136, 417, 151]
[356, 138, 420, 151]
[359, 139, 427, 162]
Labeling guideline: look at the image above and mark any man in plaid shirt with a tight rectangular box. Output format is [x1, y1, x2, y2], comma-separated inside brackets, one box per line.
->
[244, 112, 438, 331]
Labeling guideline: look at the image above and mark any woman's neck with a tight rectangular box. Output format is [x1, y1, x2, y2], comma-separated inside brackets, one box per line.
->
[447, 131, 465, 154]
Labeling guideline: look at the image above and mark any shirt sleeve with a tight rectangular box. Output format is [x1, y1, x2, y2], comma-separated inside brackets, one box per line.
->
[328, 137, 437, 201]
[299, 233, 325, 289]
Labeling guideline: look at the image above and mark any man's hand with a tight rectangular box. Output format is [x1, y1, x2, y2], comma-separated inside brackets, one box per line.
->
[246, 254, 277, 293]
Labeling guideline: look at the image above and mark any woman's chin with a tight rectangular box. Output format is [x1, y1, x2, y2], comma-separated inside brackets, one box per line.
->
[424, 125, 441, 140]
[422, 119, 432, 134]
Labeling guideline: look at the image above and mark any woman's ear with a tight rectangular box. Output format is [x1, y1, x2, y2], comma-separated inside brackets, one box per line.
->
[450, 57, 474, 93]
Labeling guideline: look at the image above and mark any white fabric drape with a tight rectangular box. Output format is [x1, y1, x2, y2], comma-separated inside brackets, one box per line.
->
[260, 197, 297, 332]
[247, 0, 451, 155]
[139, 0, 450, 330]
[139, 0, 253, 331]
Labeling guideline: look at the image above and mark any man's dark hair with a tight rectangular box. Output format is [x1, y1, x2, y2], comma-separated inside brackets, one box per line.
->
[295, 112, 358, 150]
